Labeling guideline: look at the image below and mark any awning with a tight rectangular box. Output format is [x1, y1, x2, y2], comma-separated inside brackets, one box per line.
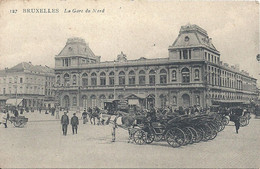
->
[6, 99, 23, 106]
[126, 93, 147, 99]
[104, 99, 120, 103]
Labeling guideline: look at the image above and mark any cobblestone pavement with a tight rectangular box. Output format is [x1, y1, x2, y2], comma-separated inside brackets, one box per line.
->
[0, 112, 259, 168]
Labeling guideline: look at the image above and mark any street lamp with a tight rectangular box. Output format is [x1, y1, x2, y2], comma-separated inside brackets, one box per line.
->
[154, 70, 157, 108]
[15, 76, 18, 108]
[113, 60, 116, 99]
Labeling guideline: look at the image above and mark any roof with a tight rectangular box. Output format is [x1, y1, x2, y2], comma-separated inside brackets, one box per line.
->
[57, 37, 96, 58]
[170, 24, 218, 52]
[5, 62, 54, 74]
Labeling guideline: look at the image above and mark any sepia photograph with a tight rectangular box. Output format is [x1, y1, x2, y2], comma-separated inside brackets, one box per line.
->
[0, 0, 259, 168]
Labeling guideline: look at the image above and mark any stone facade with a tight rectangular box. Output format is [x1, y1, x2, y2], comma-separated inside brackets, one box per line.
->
[54, 25, 257, 110]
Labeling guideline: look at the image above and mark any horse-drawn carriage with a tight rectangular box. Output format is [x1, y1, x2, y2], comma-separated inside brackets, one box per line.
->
[131, 113, 225, 148]
[229, 107, 250, 127]
[9, 116, 28, 127]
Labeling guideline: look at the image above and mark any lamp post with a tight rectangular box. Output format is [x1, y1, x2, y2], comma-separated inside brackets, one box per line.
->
[154, 70, 157, 108]
[113, 60, 116, 99]
[15, 76, 18, 108]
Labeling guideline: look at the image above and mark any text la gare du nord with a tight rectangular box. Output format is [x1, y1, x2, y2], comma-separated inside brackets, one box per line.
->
[64, 8, 105, 13]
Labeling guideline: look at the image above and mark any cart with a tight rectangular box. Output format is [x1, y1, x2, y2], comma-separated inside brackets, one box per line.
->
[9, 116, 28, 128]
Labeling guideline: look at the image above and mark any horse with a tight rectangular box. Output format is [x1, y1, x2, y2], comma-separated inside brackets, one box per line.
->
[88, 110, 101, 125]
[107, 111, 146, 142]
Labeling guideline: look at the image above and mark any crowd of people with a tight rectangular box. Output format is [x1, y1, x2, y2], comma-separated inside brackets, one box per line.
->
[0, 103, 256, 135]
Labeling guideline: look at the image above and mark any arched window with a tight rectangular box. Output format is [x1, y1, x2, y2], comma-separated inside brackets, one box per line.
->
[73, 96, 77, 106]
[128, 70, 135, 85]
[194, 69, 200, 81]
[119, 71, 125, 85]
[100, 72, 106, 86]
[91, 95, 96, 108]
[173, 96, 177, 105]
[149, 69, 156, 85]
[160, 94, 167, 108]
[181, 68, 190, 83]
[139, 70, 146, 85]
[64, 73, 70, 86]
[72, 75, 77, 85]
[82, 73, 88, 87]
[160, 69, 167, 84]
[172, 70, 177, 81]
[91, 72, 97, 86]
[109, 71, 114, 86]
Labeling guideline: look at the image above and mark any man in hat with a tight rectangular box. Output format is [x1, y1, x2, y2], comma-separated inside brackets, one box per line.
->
[71, 113, 79, 134]
[61, 112, 69, 136]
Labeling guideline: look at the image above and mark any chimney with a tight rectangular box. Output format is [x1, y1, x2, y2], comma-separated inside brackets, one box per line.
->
[235, 64, 240, 71]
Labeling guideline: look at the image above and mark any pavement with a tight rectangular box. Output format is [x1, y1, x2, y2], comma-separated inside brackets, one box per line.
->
[0, 112, 259, 168]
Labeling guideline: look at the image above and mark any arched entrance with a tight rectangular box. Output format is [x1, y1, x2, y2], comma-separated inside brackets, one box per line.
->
[63, 95, 70, 108]
[182, 94, 190, 108]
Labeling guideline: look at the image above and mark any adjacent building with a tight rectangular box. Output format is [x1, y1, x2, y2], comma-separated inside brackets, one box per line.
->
[0, 62, 55, 109]
[54, 24, 257, 110]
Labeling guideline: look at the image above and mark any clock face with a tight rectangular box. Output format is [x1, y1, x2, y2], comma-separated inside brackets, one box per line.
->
[185, 36, 189, 42]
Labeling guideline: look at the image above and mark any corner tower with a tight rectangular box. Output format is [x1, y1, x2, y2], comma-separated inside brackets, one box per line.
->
[55, 37, 100, 68]
[168, 24, 220, 62]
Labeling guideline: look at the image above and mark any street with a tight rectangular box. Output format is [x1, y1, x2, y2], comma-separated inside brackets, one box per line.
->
[0, 112, 259, 168]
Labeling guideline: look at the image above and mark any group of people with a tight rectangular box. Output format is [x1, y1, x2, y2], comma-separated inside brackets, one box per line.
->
[60, 112, 79, 135]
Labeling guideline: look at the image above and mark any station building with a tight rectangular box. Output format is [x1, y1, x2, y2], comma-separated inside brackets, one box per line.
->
[54, 24, 257, 110]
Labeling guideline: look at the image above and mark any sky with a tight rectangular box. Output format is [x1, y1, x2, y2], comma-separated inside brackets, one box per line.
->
[0, 0, 259, 80]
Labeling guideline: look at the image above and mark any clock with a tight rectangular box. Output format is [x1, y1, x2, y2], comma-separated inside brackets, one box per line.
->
[185, 36, 189, 42]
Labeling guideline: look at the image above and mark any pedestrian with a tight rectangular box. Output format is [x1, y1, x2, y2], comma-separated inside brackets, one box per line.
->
[55, 107, 60, 119]
[1, 111, 8, 128]
[71, 113, 79, 134]
[61, 112, 69, 136]
[82, 109, 88, 124]
[13, 108, 19, 117]
[234, 116, 240, 134]
[51, 107, 55, 116]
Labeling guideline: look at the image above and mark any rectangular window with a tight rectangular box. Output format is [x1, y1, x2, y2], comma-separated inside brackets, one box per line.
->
[189, 50, 191, 59]
[119, 77, 125, 85]
[129, 77, 135, 85]
[109, 77, 114, 86]
[139, 76, 145, 85]
[91, 78, 97, 86]
[183, 50, 188, 59]
[211, 55, 213, 63]
[208, 53, 210, 61]
[214, 56, 216, 63]
[179, 51, 182, 59]
[160, 75, 167, 84]
[100, 77, 106, 86]
[149, 75, 155, 85]
[205, 52, 207, 60]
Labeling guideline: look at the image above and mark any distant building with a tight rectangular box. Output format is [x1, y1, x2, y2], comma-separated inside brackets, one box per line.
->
[54, 24, 257, 110]
[0, 62, 55, 109]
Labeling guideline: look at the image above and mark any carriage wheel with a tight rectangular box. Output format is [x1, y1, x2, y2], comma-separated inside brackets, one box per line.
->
[201, 125, 212, 142]
[146, 132, 155, 144]
[133, 130, 146, 145]
[187, 127, 197, 144]
[14, 120, 23, 127]
[165, 127, 185, 148]
[222, 117, 229, 126]
[239, 117, 247, 127]
[194, 127, 204, 143]
[182, 127, 192, 145]
[154, 135, 163, 142]
[207, 124, 217, 140]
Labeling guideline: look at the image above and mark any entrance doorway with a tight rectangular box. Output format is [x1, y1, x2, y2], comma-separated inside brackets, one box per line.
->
[182, 94, 190, 108]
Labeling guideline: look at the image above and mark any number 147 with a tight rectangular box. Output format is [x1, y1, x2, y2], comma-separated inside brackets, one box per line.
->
[10, 9, 18, 13]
